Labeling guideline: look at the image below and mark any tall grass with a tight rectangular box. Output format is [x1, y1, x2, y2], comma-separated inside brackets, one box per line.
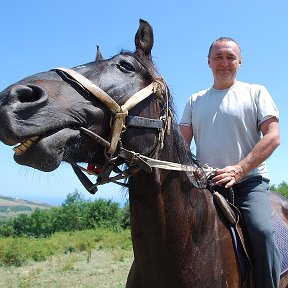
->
[0, 229, 132, 267]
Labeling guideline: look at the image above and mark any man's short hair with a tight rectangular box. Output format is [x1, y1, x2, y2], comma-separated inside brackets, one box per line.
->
[208, 37, 241, 57]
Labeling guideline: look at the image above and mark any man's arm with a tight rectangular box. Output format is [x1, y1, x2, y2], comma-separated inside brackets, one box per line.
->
[213, 117, 280, 188]
[179, 125, 193, 148]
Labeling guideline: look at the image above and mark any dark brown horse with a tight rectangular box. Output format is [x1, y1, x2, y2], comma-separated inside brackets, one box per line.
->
[0, 20, 287, 288]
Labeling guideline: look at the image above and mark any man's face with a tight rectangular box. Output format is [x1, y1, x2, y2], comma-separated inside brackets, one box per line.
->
[208, 40, 242, 89]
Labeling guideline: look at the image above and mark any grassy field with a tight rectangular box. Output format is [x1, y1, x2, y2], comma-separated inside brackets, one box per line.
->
[0, 248, 133, 288]
[0, 229, 133, 287]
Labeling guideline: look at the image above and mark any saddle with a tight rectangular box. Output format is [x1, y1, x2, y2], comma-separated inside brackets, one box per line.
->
[210, 185, 288, 287]
[209, 184, 253, 287]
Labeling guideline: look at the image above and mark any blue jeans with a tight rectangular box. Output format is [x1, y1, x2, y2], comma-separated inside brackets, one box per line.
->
[233, 176, 282, 288]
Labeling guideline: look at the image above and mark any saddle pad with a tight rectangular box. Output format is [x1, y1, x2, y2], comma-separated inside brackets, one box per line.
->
[272, 214, 288, 274]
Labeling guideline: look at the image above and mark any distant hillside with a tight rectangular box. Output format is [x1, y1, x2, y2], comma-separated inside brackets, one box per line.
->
[0, 195, 55, 219]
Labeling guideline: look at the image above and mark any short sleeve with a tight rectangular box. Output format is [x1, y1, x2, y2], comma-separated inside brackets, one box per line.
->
[180, 97, 193, 126]
[255, 85, 279, 127]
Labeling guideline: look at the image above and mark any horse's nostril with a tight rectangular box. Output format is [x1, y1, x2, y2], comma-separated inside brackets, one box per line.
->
[10, 84, 48, 104]
[10, 85, 45, 103]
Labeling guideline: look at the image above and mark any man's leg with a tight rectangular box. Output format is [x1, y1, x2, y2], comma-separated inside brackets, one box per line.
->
[233, 176, 282, 288]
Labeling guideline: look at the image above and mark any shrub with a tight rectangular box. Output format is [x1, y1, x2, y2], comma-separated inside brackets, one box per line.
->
[271, 181, 288, 198]
[84, 199, 122, 230]
[0, 229, 132, 267]
[1, 239, 27, 267]
[120, 201, 130, 229]
[0, 219, 14, 237]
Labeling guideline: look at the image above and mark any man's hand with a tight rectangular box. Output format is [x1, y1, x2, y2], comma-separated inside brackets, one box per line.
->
[212, 165, 244, 188]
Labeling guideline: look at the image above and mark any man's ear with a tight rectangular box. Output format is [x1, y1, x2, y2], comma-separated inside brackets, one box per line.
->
[208, 58, 211, 68]
[238, 59, 242, 68]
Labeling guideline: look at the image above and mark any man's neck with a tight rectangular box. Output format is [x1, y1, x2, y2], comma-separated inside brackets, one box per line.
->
[213, 80, 237, 90]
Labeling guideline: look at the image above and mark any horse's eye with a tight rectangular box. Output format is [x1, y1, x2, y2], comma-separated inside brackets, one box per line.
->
[117, 61, 135, 73]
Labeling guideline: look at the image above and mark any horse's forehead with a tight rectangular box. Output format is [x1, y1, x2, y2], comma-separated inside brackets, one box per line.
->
[72, 54, 142, 75]
[109, 53, 146, 68]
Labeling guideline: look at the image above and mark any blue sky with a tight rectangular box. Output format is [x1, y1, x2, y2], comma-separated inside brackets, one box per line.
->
[0, 0, 287, 205]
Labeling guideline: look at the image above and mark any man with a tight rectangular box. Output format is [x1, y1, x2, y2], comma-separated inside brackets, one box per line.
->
[179, 37, 281, 288]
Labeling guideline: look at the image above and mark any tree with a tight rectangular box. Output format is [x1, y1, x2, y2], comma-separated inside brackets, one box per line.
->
[57, 190, 87, 231]
[271, 181, 288, 198]
[63, 189, 85, 206]
[0, 190, 131, 238]
[29, 208, 52, 237]
[84, 198, 121, 230]
[276, 181, 288, 198]
[13, 214, 31, 237]
[120, 200, 130, 229]
[0, 218, 14, 237]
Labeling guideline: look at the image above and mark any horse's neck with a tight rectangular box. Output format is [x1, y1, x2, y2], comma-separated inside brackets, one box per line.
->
[129, 170, 210, 235]
[127, 135, 241, 287]
[129, 139, 212, 256]
[128, 156, 215, 287]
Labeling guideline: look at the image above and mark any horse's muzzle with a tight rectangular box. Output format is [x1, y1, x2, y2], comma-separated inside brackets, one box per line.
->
[0, 84, 48, 145]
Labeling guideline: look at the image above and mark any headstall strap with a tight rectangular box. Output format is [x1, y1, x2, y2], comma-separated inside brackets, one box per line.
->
[107, 109, 128, 155]
[52, 67, 121, 113]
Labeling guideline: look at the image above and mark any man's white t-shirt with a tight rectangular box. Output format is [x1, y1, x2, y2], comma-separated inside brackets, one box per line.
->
[180, 81, 279, 181]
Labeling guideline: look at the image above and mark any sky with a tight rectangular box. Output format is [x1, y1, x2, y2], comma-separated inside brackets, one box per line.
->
[0, 0, 287, 205]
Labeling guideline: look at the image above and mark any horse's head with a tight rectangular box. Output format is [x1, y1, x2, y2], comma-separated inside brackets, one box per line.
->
[0, 20, 169, 182]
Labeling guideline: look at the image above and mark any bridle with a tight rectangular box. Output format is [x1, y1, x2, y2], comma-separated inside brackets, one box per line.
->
[53, 67, 171, 193]
[53, 67, 215, 194]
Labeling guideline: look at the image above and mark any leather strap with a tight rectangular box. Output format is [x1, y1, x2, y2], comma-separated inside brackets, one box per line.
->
[126, 115, 163, 129]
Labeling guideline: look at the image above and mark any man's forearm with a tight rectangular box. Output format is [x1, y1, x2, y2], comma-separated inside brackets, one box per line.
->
[238, 132, 280, 177]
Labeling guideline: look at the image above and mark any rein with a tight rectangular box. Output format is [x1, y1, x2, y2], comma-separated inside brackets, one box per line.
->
[53, 67, 215, 194]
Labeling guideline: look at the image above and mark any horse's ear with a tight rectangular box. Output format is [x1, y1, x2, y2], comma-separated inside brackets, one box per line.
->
[95, 45, 104, 61]
[135, 19, 154, 60]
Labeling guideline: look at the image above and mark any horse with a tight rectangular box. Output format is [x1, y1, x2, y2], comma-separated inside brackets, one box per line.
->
[0, 19, 287, 288]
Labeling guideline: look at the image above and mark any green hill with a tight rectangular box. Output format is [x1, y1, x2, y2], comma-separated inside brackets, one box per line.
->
[0, 195, 55, 219]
